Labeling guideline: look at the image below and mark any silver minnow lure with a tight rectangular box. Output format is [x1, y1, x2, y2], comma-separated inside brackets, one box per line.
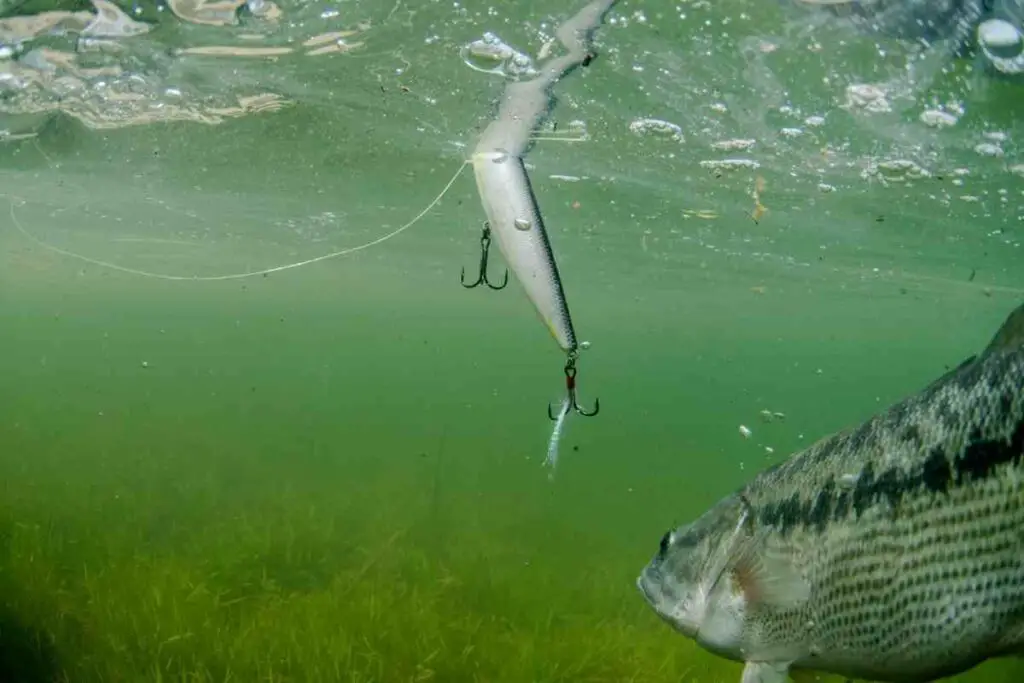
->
[471, 149, 577, 351]
[465, 0, 612, 426]
[468, 0, 616, 352]
[638, 302, 1024, 683]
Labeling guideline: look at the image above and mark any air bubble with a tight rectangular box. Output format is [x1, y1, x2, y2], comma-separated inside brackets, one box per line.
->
[459, 32, 537, 78]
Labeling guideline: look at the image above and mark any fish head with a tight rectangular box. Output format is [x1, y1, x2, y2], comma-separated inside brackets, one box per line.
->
[636, 494, 752, 656]
[637, 493, 810, 659]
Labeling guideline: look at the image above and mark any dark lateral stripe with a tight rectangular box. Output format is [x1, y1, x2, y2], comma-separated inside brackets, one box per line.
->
[757, 413, 1024, 536]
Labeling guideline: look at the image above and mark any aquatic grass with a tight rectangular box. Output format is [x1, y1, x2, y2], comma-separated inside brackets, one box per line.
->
[0, 458, 724, 682]
[1, 437, 1021, 683]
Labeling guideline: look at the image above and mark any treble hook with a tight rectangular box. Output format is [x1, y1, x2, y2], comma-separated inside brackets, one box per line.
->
[461, 222, 508, 290]
[548, 352, 600, 420]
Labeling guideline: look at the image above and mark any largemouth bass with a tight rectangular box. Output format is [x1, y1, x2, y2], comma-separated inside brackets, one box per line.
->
[637, 303, 1024, 683]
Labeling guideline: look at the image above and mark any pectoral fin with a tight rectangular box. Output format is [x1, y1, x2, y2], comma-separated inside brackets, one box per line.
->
[732, 549, 810, 610]
[740, 661, 791, 683]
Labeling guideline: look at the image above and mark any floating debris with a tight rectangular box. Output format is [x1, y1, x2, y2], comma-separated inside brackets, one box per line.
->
[739, 425, 753, 439]
[712, 138, 756, 152]
[0, 0, 372, 134]
[974, 142, 1005, 157]
[178, 45, 292, 56]
[681, 208, 718, 219]
[842, 83, 891, 114]
[861, 159, 931, 183]
[751, 175, 767, 223]
[700, 158, 761, 172]
[303, 36, 364, 56]
[83, 0, 150, 37]
[629, 117, 684, 142]
[168, 0, 283, 25]
[0, 10, 92, 42]
[303, 30, 359, 47]
[1, 48, 292, 129]
[168, 0, 247, 26]
[919, 109, 959, 128]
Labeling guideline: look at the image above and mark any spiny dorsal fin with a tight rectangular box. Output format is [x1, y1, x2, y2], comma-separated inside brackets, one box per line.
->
[983, 303, 1024, 355]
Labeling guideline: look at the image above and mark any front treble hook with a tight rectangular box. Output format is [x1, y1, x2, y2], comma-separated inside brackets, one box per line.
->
[461, 222, 508, 290]
[548, 352, 600, 420]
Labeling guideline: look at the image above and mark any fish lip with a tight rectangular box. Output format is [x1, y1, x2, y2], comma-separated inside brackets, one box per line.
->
[636, 565, 660, 606]
[638, 565, 695, 636]
[636, 574, 650, 601]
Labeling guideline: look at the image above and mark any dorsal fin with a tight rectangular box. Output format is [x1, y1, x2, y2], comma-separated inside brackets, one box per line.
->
[982, 303, 1024, 355]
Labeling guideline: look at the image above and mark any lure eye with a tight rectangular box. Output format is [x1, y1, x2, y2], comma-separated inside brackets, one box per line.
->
[659, 530, 672, 556]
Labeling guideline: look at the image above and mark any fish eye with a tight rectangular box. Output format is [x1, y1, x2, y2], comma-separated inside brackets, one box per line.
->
[658, 530, 672, 556]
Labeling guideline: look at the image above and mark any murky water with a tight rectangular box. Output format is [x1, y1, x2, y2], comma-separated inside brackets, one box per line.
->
[1, 0, 1023, 680]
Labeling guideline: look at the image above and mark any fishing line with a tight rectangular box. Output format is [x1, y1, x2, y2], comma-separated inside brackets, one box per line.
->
[7, 159, 469, 281]
[5, 123, 587, 282]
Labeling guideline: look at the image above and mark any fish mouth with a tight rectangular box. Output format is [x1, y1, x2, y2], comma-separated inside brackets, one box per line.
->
[637, 564, 697, 638]
[636, 565, 662, 608]
[636, 574, 652, 602]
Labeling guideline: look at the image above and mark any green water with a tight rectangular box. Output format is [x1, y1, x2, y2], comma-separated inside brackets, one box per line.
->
[2, 0, 1024, 680]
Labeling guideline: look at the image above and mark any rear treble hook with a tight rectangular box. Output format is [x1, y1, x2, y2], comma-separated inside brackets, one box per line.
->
[461, 222, 508, 290]
[548, 351, 600, 420]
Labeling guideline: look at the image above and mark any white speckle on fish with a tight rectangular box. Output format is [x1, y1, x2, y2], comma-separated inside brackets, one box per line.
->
[838, 472, 860, 488]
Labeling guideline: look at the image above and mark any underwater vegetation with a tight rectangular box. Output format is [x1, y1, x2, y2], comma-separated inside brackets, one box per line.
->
[2, 419, 1024, 683]
[0, 428, 715, 683]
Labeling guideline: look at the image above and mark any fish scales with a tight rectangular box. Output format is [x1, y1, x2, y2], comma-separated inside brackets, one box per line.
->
[638, 303, 1024, 683]
[749, 347, 1024, 538]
